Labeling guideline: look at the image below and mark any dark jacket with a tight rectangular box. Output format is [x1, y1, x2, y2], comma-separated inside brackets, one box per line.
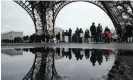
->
[126, 25, 133, 37]
[90, 25, 96, 35]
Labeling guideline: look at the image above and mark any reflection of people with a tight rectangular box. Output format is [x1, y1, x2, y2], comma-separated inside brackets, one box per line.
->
[90, 49, 97, 66]
[62, 48, 65, 57]
[104, 50, 111, 61]
[72, 48, 83, 60]
[84, 49, 90, 59]
[56, 48, 60, 56]
[69, 28, 72, 43]
[96, 50, 103, 65]
[68, 48, 72, 60]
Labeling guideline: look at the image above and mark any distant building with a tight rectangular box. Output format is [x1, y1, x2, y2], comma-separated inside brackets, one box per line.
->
[1, 31, 23, 40]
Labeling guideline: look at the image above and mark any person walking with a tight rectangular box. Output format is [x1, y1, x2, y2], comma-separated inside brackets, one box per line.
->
[90, 22, 97, 43]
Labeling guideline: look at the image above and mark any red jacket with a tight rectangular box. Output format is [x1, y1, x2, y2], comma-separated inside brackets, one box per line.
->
[105, 31, 111, 38]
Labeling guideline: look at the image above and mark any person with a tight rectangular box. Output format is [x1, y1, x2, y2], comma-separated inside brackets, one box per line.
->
[65, 30, 69, 43]
[84, 49, 90, 59]
[90, 22, 97, 42]
[50, 33, 54, 43]
[68, 28, 72, 43]
[79, 28, 84, 43]
[56, 33, 58, 43]
[57, 32, 60, 43]
[104, 27, 110, 33]
[111, 29, 118, 42]
[105, 30, 111, 43]
[75, 28, 80, 43]
[116, 24, 122, 42]
[62, 30, 65, 42]
[104, 27, 111, 43]
[46, 33, 50, 43]
[121, 26, 126, 42]
[90, 49, 97, 66]
[97, 23, 103, 42]
[84, 29, 90, 43]
[126, 24, 133, 43]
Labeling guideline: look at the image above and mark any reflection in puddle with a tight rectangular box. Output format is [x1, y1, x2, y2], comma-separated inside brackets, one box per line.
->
[1, 47, 133, 80]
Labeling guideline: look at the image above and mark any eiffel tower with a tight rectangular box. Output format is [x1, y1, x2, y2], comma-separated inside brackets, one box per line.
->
[14, 0, 133, 35]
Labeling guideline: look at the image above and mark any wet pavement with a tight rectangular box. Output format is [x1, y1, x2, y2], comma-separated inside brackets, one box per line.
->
[1, 47, 133, 80]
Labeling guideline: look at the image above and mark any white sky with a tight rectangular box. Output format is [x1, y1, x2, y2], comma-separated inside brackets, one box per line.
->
[1, 1, 115, 35]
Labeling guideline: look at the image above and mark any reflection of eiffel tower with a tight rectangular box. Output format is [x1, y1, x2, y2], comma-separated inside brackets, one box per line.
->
[1, 49, 23, 56]
[22, 48, 64, 80]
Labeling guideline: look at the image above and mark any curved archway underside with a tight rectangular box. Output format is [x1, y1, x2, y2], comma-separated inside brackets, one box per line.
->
[14, 0, 133, 35]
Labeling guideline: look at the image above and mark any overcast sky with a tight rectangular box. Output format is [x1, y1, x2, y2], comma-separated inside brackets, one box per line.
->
[1, 1, 114, 35]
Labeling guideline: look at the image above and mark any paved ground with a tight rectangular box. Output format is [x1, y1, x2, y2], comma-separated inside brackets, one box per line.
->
[1, 43, 133, 50]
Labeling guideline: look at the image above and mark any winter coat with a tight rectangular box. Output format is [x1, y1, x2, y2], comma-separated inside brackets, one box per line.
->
[126, 25, 133, 37]
[105, 31, 111, 39]
[90, 25, 96, 35]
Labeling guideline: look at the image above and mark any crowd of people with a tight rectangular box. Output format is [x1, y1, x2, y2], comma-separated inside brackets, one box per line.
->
[55, 22, 133, 43]
[56, 48, 112, 66]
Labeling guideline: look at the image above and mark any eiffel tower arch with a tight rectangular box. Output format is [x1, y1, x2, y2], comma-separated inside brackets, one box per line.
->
[14, 0, 133, 35]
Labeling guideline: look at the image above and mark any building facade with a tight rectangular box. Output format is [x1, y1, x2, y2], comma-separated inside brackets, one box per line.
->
[1, 31, 23, 40]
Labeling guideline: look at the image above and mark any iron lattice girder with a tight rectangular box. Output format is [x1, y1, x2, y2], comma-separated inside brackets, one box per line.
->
[22, 48, 61, 80]
[14, 0, 132, 34]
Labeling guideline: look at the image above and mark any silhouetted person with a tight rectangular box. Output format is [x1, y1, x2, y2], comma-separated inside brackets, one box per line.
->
[65, 30, 69, 43]
[72, 33, 76, 43]
[46, 33, 50, 43]
[74, 48, 82, 60]
[126, 24, 133, 43]
[62, 48, 65, 57]
[96, 50, 103, 65]
[62, 30, 65, 42]
[84, 29, 90, 43]
[56, 48, 60, 56]
[69, 28, 72, 43]
[79, 28, 84, 43]
[97, 23, 103, 42]
[104, 27, 110, 33]
[84, 49, 90, 59]
[116, 24, 122, 42]
[75, 28, 80, 43]
[90, 22, 97, 42]
[56, 32, 60, 43]
[68, 48, 72, 60]
[90, 49, 97, 66]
